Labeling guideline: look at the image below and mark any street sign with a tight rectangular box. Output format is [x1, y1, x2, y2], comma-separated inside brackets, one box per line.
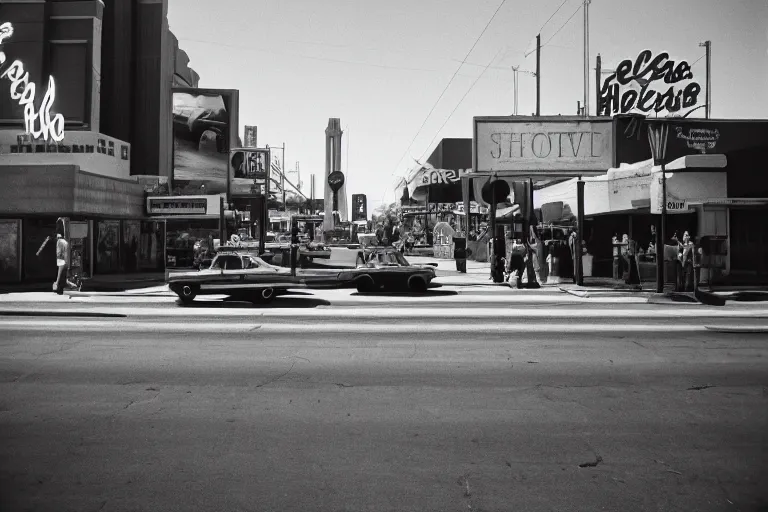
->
[328, 171, 345, 192]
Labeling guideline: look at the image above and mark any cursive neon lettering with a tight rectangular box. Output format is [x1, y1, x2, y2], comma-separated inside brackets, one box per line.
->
[0, 23, 65, 143]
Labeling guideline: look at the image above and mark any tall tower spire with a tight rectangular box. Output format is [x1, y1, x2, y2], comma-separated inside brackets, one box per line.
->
[323, 118, 347, 231]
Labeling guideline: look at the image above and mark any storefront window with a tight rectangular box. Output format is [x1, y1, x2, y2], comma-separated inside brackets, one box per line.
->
[165, 219, 219, 269]
[0, 220, 22, 283]
[23, 218, 59, 281]
[96, 220, 121, 274]
[121, 221, 141, 273]
[140, 221, 165, 271]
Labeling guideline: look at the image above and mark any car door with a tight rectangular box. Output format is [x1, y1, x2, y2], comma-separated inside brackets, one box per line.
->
[243, 256, 293, 286]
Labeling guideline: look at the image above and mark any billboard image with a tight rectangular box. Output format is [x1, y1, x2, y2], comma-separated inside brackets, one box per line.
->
[230, 148, 270, 197]
[172, 88, 239, 196]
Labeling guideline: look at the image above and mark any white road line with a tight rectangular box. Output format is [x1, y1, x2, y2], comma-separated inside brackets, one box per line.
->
[87, 306, 767, 318]
[0, 319, 734, 334]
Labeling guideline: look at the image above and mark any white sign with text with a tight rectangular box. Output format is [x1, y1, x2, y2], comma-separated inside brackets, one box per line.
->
[474, 118, 613, 174]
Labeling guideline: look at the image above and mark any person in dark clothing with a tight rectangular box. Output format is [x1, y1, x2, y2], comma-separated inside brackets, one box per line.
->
[290, 222, 300, 275]
[506, 239, 526, 288]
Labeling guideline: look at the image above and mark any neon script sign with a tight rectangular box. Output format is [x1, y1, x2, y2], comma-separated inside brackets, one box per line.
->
[598, 50, 702, 117]
[0, 22, 65, 142]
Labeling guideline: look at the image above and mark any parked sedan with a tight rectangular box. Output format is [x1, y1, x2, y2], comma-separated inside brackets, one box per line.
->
[166, 250, 342, 304]
[341, 246, 438, 293]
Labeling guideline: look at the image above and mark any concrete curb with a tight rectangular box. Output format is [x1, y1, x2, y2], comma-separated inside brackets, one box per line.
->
[0, 310, 127, 318]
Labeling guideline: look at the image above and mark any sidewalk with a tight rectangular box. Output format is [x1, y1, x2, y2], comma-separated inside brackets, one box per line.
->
[0, 272, 166, 294]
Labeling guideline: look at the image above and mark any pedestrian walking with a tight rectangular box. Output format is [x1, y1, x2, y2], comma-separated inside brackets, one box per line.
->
[54, 231, 70, 295]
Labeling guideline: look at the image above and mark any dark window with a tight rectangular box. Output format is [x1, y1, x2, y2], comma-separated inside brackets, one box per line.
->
[49, 43, 88, 125]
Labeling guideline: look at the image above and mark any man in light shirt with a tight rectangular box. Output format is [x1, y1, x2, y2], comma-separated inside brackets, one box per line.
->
[54, 232, 70, 295]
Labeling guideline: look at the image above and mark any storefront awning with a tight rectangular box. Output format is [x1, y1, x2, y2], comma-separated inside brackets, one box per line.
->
[534, 154, 728, 218]
[650, 154, 728, 214]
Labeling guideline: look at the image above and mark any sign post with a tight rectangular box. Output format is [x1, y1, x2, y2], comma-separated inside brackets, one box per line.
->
[327, 171, 345, 228]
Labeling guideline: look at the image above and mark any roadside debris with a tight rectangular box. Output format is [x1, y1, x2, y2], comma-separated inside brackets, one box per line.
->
[579, 455, 603, 468]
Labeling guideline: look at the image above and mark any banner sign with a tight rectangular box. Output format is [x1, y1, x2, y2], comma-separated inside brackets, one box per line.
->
[407, 168, 469, 199]
[598, 50, 702, 117]
[474, 118, 613, 174]
[147, 196, 221, 216]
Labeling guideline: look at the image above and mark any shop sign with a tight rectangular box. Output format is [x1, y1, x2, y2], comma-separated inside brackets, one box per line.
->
[474, 118, 613, 174]
[0, 22, 65, 142]
[675, 127, 719, 153]
[147, 197, 208, 215]
[598, 50, 701, 117]
[418, 168, 469, 186]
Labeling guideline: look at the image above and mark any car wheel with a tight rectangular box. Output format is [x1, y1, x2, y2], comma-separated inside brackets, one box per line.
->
[356, 275, 376, 293]
[408, 275, 428, 293]
[177, 284, 198, 304]
[250, 287, 275, 304]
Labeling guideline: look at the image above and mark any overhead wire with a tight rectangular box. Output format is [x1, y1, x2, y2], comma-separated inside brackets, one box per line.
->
[537, 0, 572, 35]
[417, 47, 505, 162]
[388, 0, 508, 180]
[542, 3, 583, 47]
[410, 0, 579, 169]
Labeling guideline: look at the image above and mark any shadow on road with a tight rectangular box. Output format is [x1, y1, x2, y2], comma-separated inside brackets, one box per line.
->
[175, 296, 332, 308]
[351, 290, 458, 298]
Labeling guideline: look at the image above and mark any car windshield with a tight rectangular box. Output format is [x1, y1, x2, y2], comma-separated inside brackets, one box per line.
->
[248, 256, 281, 271]
[373, 250, 410, 266]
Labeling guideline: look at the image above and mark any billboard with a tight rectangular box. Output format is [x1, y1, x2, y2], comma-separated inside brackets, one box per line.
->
[352, 194, 367, 221]
[230, 148, 270, 197]
[474, 117, 613, 176]
[171, 88, 239, 196]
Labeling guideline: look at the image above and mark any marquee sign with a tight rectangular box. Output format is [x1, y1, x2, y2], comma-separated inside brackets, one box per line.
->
[598, 50, 702, 117]
[473, 117, 613, 175]
[0, 22, 65, 142]
[146, 196, 222, 216]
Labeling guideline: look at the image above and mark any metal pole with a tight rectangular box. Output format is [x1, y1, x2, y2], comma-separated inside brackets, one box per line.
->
[576, 179, 585, 286]
[536, 34, 541, 116]
[219, 196, 225, 244]
[660, 162, 667, 291]
[595, 54, 601, 115]
[705, 41, 711, 118]
[583, 0, 591, 116]
[281, 143, 286, 212]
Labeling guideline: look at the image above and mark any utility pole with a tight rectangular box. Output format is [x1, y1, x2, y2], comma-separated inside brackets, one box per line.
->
[699, 41, 711, 118]
[536, 34, 541, 116]
[583, 0, 591, 116]
[512, 66, 519, 115]
[595, 53, 601, 115]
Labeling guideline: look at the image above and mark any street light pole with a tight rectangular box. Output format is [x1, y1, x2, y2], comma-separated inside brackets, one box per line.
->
[583, 0, 591, 116]
[648, 122, 669, 293]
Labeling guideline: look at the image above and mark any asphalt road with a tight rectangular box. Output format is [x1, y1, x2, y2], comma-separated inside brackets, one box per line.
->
[1, 297, 767, 512]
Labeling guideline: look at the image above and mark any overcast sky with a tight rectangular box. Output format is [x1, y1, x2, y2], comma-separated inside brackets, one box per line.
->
[168, 0, 768, 212]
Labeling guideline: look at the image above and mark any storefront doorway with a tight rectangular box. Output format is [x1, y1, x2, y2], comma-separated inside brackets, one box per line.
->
[730, 209, 768, 284]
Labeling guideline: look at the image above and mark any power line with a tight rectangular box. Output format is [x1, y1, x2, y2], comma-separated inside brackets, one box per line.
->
[389, 0, 508, 180]
[690, 55, 705, 67]
[537, 0, 572, 34]
[542, 3, 582, 47]
[418, 47, 505, 162]
[178, 37, 448, 73]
